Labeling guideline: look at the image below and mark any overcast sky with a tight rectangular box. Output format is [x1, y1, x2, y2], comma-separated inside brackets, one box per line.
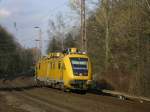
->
[0, 0, 74, 52]
[0, 0, 97, 54]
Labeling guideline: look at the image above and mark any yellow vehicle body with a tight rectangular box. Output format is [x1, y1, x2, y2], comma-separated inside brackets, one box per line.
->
[35, 48, 92, 91]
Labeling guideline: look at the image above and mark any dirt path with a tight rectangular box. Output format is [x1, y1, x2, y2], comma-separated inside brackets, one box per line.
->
[0, 92, 28, 112]
[0, 87, 150, 112]
[0, 77, 150, 112]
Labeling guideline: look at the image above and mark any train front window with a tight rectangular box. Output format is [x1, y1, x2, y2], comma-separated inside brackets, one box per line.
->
[70, 58, 88, 76]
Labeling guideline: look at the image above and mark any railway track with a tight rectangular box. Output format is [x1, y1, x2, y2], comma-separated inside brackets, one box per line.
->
[12, 91, 72, 112]
[0, 77, 150, 112]
[1, 88, 90, 112]
[1, 87, 150, 112]
[16, 90, 88, 112]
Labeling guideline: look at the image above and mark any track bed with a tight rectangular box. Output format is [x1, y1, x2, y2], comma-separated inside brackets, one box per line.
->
[0, 77, 150, 112]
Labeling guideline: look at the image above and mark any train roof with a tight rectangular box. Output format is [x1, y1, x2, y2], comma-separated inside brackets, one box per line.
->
[38, 48, 87, 61]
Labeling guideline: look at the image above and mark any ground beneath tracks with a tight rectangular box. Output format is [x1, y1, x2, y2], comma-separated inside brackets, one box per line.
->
[0, 77, 150, 112]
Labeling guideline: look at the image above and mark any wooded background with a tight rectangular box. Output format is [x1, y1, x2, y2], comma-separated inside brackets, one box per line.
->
[0, 26, 35, 79]
[47, 0, 150, 97]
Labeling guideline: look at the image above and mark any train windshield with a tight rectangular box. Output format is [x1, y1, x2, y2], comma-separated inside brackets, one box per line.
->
[70, 58, 88, 76]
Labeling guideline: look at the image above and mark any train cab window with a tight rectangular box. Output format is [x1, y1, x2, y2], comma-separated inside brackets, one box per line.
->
[70, 58, 88, 76]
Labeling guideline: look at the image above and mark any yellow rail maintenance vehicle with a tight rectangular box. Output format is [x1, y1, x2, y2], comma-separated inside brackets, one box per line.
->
[35, 48, 92, 92]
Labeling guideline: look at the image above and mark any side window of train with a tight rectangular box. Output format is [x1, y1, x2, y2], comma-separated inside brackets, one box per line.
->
[55, 62, 57, 69]
[58, 62, 61, 70]
[39, 64, 40, 69]
[50, 62, 52, 69]
[53, 62, 54, 69]
[62, 63, 66, 70]
[53, 62, 55, 69]
[51, 62, 53, 69]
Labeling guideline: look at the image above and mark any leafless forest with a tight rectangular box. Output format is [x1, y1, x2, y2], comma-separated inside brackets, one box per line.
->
[46, 0, 150, 97]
